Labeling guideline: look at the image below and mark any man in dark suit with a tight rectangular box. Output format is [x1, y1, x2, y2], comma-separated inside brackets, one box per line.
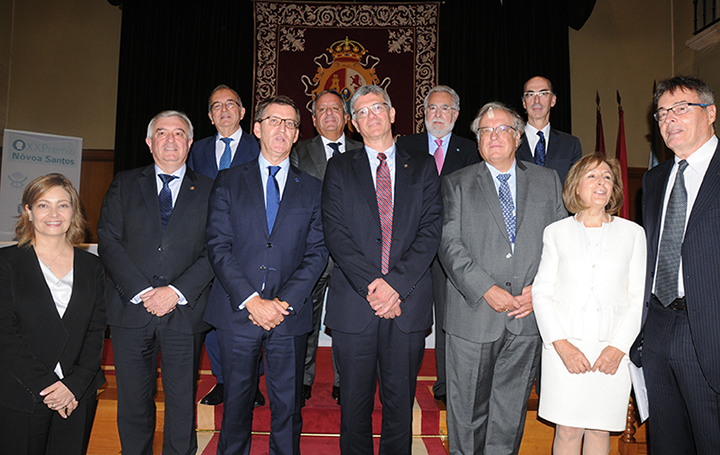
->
[98, 111, 215, 455]
[438, 102, 565, 455]
[188, 84, 261, 406]
[396, 85, 479, 403]
[633, 76, 720, 455]
[290, 89, 362, 406]
[204, 95, 328, 455]
[322, 85, 443, 454]
[516, 76, 582, 184]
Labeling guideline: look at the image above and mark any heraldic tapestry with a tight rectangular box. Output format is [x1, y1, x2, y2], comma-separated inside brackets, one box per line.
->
[254, 1, 440, 140]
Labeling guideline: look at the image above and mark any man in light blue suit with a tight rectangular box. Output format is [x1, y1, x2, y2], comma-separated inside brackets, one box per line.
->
[204, 95, 328, 455]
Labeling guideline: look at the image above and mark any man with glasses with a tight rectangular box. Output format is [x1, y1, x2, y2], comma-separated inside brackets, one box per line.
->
[204, 95, 328, 454]
[322, 85, 442, 454]
[438, 102, 565, 455]
[290, 89, 362, 407]
[630, 76, 720, 455]
[189, 85, 262, 407]
[396, 85, 479, 405]
[517, 76, 582, 184]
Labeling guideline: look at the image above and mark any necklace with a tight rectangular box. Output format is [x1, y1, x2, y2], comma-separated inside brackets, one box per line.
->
[37, 244, 69, 268]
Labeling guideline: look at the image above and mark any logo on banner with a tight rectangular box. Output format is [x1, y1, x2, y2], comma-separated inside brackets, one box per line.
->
[8, 172, 27, 189]
[301, 37, 391, 114]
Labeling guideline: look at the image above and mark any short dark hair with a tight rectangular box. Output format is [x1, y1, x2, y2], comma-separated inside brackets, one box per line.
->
[254, 95, 301, 124]
[208, 84, 242, 111]
[653, 76, 715, 111]
[311, 89, 346, 116]
[563, 153, 624, 215]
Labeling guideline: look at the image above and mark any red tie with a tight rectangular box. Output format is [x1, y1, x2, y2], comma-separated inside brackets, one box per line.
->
[376, 153, 393, 275]
[434, 138, 444, 174]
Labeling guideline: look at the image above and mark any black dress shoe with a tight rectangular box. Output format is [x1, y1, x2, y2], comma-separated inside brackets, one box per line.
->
[331, 385, 341, 405]
[254, 388, 265, 407]
[301, 385, 312, 407]
[200, 383, 224, 406]
[434, 393, 446, 405]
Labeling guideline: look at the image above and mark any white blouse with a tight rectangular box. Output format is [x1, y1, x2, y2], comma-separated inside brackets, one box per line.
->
[38, 258, 74, 379]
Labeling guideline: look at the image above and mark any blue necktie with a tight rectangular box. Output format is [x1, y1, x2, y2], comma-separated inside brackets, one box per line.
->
[497, 173, 516, 244]
[219, 137, 233, 170]
[266, 166, 281, 233]
[158, 174, 177, 231]
[655, 160, 689, 306]
[328, 142, 341, 158]
[535, 131, 546, 167]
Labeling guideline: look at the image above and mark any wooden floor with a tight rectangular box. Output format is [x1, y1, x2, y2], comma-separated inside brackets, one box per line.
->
[87, 376, 646, 455]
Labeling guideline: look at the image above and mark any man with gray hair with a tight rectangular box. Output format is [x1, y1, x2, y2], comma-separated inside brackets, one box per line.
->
[98, 110, 215, 455]
[439, 102, 565, 454]
[396, 85, 479, 403]
[323, 85, 442, 454]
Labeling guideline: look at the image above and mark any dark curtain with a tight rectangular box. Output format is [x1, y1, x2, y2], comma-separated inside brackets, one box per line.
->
[114, 0, 594, 173]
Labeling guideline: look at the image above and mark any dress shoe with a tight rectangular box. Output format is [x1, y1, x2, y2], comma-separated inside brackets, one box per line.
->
[254, 387, 265, 407]
[434, 392, 446, 405]
[200, 383, 224, 406]
[331, 385, 341, 405]
[301, 384, 312, 407]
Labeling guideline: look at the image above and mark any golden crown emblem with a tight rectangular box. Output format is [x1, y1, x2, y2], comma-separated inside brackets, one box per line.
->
[327, 37, 367, 62]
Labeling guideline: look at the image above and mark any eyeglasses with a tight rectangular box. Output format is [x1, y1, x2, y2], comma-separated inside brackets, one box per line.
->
[353, 103, 389, 119]
[260, 116, 299, 130]
[477, 125, 517, 138]
[426, 104, 455, 115]
[653, 102, 710, 122]
[210, 100, 240, 111]
[522, 90, 553, 100]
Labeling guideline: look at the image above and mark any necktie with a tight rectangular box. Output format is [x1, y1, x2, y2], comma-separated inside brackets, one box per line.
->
[328, 142, 341, 158]
[158, 174, 177, 231]
[266, 166, 281, 233]
[497, 173, 516, 244]
[535, 131, 546, 167]
[434, 138, 444, 174]
[219, 137, 233, 170]
[376, 153, 393, 275]
[655, 160, 689, 306]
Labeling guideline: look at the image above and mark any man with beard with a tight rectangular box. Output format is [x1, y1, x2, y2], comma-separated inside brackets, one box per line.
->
[516, 76, 582, 184]
[396, 85, 479, 403]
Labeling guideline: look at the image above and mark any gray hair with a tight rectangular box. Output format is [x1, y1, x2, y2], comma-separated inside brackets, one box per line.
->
[146, 110, 194, 139]
[470, 102, 524, 141]
[424, 85, 460, 111]
[311, 89, 347, 116]
[208, 84, 243, 111]
[654, 76, 715, 111]
[349, 85, 392, 118]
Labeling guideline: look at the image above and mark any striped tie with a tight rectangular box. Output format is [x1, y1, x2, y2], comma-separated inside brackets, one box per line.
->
[376, 153, 393, 275]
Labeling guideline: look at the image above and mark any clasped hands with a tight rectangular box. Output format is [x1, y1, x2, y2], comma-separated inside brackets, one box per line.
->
[246, 296, 290, 331]
[40, 381, 77, 418]
[553, 339, 625, 375]
[142, 286, 178, 317]
[367, 278, 401, 319]
[484, 285, 533, 319]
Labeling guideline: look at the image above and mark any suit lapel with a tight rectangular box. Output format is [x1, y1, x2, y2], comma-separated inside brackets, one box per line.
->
[139, 166, 163, 231]
[476, 163, 511, 247]
[272, 166, 302, 237]
[308, 136, 328, 179]
[164, 169, 198, 233]
[686, 144, 720, 236]
[392, 148, 412, 242]
[514, 160, 529, 234]
[352, 149, 381, 227]
[243, 160, 271, 237]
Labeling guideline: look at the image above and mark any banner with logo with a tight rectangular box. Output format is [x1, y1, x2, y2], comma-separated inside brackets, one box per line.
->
[0, 129, 83, 241]
[254, 1, 440, 140]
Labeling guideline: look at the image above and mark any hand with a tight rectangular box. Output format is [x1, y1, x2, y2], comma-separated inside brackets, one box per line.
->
[40, 381, 77, 418]
[507, 285, 533, 319]
[592, 346, 625, 375]
[553, 339, 591, 374]
[367, 278, 401, 318]
[245, 296, 289, 331]
[142, 286, 178, 317]
[483, 285, 520, 313]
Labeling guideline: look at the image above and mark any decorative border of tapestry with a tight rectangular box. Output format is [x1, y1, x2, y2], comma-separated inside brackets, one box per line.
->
[253, 1, 440, 139]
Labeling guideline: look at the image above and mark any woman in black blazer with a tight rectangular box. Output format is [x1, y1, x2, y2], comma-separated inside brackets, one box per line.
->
[0, 174, 106, 455]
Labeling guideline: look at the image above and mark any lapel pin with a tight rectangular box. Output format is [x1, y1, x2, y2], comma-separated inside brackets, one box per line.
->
[190, 186, 195, 190]
[506, 253, 512, 259]
[295, 177, 300, 182]
[404, 164, 408, 168]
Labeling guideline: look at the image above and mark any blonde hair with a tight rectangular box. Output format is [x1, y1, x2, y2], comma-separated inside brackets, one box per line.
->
[563, 153, 624, 215]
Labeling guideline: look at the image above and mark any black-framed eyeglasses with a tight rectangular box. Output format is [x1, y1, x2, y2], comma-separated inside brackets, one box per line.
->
[477, 125, 517, 138]
[654, 102, 711, 122]
[353, 103, 389, 119]
[210, 100, 240, 111]
[522, 90, 553, 100]
[260, 116, 299, 130]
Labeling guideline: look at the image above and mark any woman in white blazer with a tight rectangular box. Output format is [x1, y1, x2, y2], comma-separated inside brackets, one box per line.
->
[533, 153, 646, 455]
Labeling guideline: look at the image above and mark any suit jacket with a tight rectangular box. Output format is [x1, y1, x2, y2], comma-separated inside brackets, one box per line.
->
[188, 131, 260, 179]
[322, 146, 443, 334]
[438, 160, 566, 343]
[396, 132, 480, 177]
[203, 159, 328, 336]
[516, 129, 583, 184]
[637, 142, 720, 391]
[0, 246, 106, 413]
[290, 134, 363, 180]
[533, 216, 646, 354]
[97, 165, 215, 335]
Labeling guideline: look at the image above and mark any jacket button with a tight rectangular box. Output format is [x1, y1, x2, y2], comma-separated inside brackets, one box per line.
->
[267, 242, 273, 248]
[376, 238, 382, 244]
[506, 282, 511, 287]
[153, 275, 159, 280]
[157, 246, 163, 252]
[260, 265, 267, 271]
